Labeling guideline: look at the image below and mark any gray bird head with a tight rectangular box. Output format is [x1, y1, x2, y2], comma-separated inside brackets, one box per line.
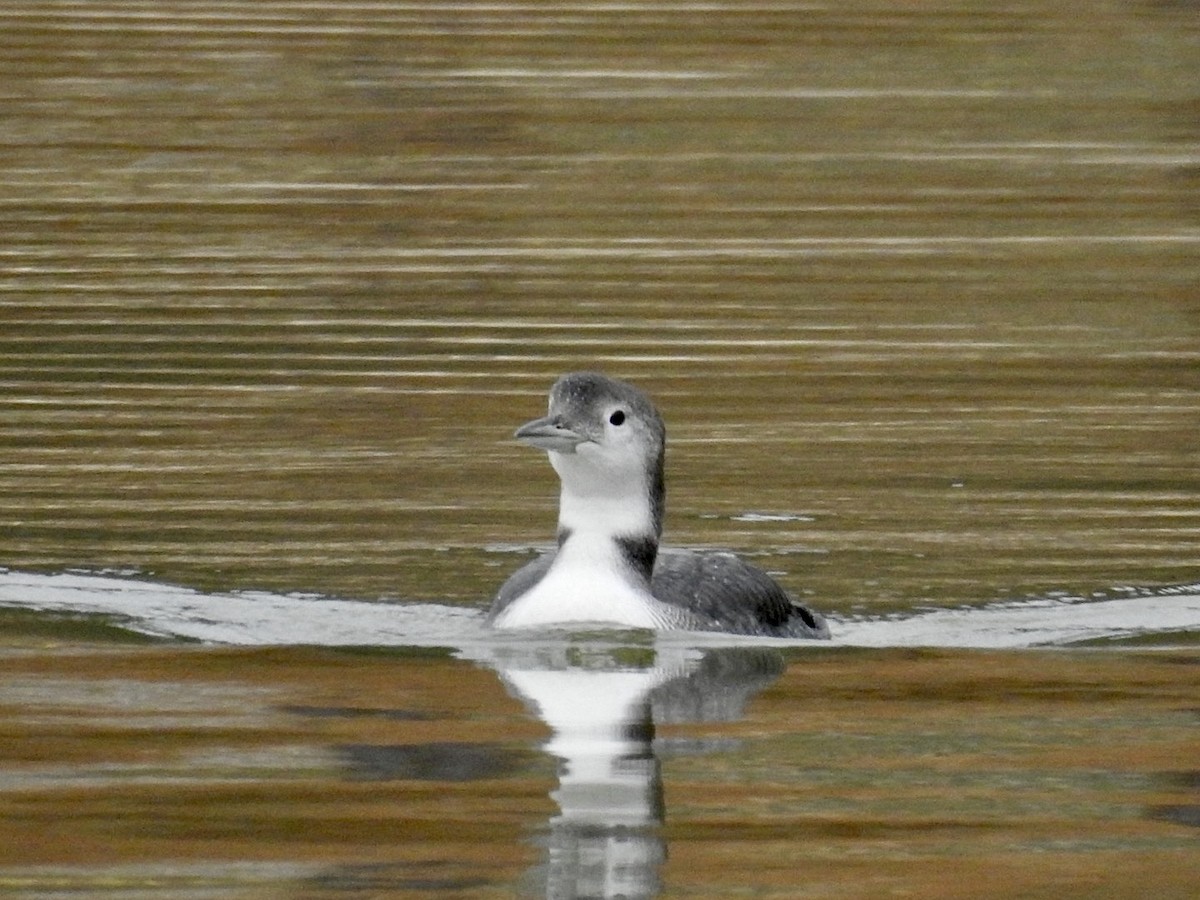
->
[515, 372, 666, 539]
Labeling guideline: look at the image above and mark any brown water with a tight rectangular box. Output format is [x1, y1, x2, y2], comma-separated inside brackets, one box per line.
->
[0, 1, 1198, 896]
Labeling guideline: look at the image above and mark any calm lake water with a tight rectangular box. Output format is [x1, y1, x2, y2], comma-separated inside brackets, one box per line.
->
[1, 1, 1198, 897]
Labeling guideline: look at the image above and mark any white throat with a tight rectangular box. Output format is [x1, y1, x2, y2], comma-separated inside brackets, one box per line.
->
[557, 487, 655, 543]
[551, 444, 659, 539]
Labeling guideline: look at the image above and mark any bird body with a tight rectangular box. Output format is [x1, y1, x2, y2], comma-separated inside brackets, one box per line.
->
[487, 372, 829, 639]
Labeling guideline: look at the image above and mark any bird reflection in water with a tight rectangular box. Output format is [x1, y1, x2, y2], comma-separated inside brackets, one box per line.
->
[491, 638, 787, 899]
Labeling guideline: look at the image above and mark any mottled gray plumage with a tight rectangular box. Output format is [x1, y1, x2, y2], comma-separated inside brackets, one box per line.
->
[651, 549, 826, 638]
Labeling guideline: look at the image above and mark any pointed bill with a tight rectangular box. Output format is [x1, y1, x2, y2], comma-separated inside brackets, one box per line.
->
[514, 414, 589, 453]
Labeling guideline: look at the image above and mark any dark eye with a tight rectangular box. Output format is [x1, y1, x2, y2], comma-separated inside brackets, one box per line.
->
[609, 410, 626, 426]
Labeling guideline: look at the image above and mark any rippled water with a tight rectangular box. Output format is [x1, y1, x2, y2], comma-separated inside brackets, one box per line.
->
[1, 1, 1198, 897]
[1, 576, 1197, 900]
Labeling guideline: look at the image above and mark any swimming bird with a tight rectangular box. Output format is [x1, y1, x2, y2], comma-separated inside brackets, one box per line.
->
[487, 372, 829, 638]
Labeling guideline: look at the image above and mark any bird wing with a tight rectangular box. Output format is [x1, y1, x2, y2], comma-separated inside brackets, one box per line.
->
[651, 549, 828, 638]
[486, 550, 556, 622]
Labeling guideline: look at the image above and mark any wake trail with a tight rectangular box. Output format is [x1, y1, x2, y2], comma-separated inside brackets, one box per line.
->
[1, 569, 1197, 650]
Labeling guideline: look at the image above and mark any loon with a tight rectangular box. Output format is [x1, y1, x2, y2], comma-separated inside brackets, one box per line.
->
[487, 372, 830, 638]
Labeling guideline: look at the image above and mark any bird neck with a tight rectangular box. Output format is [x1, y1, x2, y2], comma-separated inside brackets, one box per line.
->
[555, 473, 662, 585]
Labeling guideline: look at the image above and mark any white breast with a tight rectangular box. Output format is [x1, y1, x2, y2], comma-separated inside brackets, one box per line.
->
[491, 533, 665, 630]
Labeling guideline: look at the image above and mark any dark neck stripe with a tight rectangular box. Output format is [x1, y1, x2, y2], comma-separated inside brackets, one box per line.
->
[557, 526, 658, 584]
[648, 445, 665, 538]
[616, 535, 658, 583]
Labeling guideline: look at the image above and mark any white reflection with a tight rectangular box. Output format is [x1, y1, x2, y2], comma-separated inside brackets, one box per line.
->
[483, 638, 785, 900]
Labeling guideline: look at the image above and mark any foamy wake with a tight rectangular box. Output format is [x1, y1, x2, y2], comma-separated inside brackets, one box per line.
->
[0, 569, 1196, 651]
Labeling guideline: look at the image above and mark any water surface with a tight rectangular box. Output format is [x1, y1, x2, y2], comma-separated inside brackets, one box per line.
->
[0, 1, 1198, 896]
[0, 587, 1197, 899]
